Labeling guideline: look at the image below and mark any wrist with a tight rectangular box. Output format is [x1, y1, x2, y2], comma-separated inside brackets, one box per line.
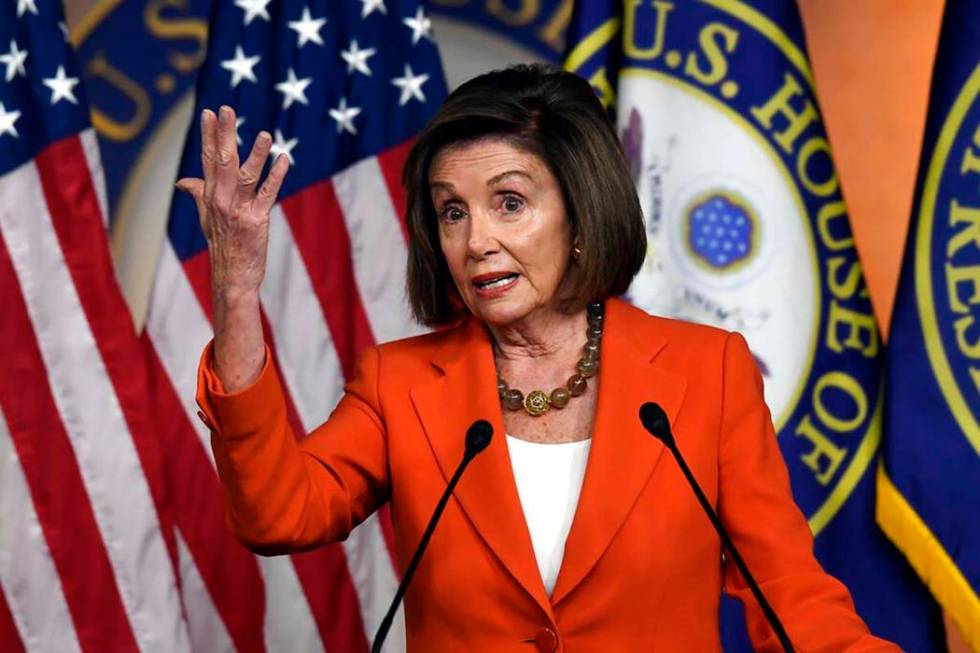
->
[212, 289, 261, 344]
[213, 285, 261, 312]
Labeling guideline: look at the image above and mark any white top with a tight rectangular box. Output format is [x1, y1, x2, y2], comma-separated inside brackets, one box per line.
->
[505, 435, 592, 596]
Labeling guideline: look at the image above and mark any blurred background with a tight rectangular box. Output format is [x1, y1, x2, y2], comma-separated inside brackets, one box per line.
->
[59, 0, 945, 335]
[1, 0, 974, 651]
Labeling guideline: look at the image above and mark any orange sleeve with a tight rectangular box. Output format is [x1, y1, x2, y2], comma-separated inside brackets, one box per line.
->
[717, 333, 899, 652]
[195, 341, 389, 555]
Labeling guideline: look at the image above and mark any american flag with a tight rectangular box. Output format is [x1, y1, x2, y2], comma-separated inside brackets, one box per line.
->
[0, 1, 189, 651]
[143, 0, 447, 651]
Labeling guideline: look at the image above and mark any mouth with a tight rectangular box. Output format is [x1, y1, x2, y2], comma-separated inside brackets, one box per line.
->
[473, 272, 518, 289]
[471, 272, 520, 296]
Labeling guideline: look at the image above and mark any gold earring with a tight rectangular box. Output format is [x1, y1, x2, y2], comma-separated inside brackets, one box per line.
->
[572, 246, 582, 258]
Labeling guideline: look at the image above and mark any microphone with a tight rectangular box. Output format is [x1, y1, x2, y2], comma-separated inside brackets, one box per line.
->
[371, 419, 493, 653]
[639, 402, 795, 653]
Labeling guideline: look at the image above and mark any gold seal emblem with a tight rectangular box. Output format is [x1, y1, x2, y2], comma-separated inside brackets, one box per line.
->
[523, 390, 551, 417]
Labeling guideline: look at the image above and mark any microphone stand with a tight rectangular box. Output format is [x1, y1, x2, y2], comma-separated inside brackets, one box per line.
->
[371, 420, 493, 653]
[640, 402, 795, 653]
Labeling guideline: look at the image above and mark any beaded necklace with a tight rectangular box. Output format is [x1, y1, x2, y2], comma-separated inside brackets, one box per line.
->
[496, 302, 603, 417]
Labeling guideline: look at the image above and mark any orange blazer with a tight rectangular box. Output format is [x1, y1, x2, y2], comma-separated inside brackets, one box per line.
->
[196, 298, 897, 652]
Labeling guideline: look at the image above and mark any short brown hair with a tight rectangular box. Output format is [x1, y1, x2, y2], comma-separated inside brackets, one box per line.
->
[404, 63, 646, 326]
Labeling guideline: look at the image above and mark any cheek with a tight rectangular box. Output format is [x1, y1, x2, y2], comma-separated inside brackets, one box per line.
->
[510, 223, 570, 294]
[438, 231, 467, 281]
[534, 209, 572, 272]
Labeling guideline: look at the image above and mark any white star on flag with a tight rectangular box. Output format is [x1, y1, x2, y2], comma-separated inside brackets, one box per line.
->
[360, 0, 387, 19]
[43, 65, 80, 105]
[17, 0, 38, 17]
[221, 46, 261, 88]
[0, 40, 28, 82]
[288, 7, 327, 48]
[235, 116, 246, 146]
[58, 22, 70, 42]
[234, 0, 271, 25]
[270, 129, 298, 165]
[402, 7, 432, 45]
[392, 64, 429, 106]
[275, 68, 313, 109]
[340, 39, 376, 77]
[0, 102, 21, 138]
[329, 97, 361, 135]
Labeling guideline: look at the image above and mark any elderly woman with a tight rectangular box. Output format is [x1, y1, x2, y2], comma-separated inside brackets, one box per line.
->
[184, 65, 896, 651]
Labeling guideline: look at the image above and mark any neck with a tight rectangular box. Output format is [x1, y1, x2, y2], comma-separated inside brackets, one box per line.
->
[487, 305, 588, 363]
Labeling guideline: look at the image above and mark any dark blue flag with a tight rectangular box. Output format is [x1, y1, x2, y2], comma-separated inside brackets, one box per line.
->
[563, 0, 945, 650]
[882, 0, 980, 648]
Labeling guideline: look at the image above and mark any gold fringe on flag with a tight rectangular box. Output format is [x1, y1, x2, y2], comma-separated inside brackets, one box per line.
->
[877, 464, 980, 651]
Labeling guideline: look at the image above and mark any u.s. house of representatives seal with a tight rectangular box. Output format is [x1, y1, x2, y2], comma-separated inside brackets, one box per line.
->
[914, 61, 980, 454]
[567, 0, 883, 535]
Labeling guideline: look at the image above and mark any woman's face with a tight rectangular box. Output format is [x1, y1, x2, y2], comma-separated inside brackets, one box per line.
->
[429, 138, 573, 328]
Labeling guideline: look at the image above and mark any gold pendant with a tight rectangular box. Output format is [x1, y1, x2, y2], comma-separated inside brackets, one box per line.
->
[523, 390, 551, 417]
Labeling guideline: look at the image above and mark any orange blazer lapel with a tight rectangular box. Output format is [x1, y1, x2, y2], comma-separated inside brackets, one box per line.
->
[551, 299, 688, 605]
[409, 317, 554, 618]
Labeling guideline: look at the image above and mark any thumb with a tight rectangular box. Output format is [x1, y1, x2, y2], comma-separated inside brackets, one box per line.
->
[176, 177, 209, 232]
[175, 177, 204, 197]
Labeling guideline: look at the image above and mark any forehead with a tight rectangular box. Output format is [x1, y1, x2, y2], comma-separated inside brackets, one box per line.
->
[428, 137, 547, 185]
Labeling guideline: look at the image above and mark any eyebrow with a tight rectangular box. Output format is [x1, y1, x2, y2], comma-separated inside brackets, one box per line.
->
[429, 169, 534, 193]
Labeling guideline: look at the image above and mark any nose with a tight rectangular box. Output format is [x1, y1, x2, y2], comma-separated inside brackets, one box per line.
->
[466, 210, 498, 260]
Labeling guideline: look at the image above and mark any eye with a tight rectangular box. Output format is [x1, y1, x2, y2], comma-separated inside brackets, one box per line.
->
[500, 194, 525, 214]
[440, 205, 466, 223]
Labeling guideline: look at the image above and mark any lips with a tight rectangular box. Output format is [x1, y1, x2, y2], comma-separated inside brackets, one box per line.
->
[471, 272, 520, 297]
[472, 272, 518, 289]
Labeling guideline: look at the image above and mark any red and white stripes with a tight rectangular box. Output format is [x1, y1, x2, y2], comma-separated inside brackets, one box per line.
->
[140, 142, 419, 651]
[0, 129, 419, 651]
[0, 131, 189, 652]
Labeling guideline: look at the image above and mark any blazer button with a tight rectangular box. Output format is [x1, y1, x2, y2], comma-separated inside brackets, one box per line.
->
[534, 627, 558, 652]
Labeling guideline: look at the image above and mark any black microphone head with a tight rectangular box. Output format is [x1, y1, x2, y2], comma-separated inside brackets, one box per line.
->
[639, 402, 674, 446]
[464, 419, 493, 457]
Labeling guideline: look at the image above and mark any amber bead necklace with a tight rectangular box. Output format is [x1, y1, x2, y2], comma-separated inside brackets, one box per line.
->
[496, 302, 603, 417]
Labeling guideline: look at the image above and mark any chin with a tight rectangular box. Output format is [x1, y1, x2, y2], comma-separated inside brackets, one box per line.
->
[468, 297, 533, 328]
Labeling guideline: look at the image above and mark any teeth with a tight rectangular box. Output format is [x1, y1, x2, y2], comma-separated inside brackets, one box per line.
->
[477, 275, 516, 289]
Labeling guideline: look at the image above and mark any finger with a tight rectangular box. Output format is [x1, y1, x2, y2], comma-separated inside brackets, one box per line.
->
[200, 109, 218, 200]
[235, 131, 272, 204]
[212, 106, 240, 211]
[254, 153, 290, 215]
[176, 177, 204, 196]
[176, 177, 209, 232]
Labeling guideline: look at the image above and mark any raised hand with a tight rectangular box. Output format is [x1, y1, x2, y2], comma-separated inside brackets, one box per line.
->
[176, 105, 288, 391]
[176, 105, 289, 299]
